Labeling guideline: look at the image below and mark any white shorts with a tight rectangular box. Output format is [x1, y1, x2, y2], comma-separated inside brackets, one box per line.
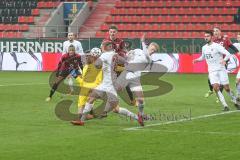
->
[209, 70, 229, 85]
[236, 69, 240, 79]
[94, 83, 118, 102]
[116, 71, 143, 92]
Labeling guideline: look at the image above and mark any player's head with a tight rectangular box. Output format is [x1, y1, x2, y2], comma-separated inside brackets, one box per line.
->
[124, 41, 133, 52]
[101, 40, 113, 52]
[108, 25, 118, 40]
[67, 32, 75, 41]
[204, 31, 213, 44]
[68, 45, 76, 55]
[237, 32, 240, 42]
[213, 27, 221, 38]
[148, 42, 160, 55]
[85, 50, 93, 63]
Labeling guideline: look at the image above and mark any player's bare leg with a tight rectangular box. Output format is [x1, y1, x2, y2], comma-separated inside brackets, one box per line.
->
[134, 90, 145, 126]
[112, 105, 138, 121]
[212, 83, 229, 111]
[71, 91, 99, 126]
[66, 75, 74, 95]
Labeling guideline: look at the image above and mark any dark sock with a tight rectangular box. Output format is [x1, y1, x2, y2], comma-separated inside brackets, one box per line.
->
[126, 85, 134, 101]
[49, 83, 59, 98]
[220, 85, 224, 93]
[208, 79, 213, 92]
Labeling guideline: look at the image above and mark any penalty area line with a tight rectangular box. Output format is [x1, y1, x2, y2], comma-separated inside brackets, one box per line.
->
[124, 110, 240, 131]
[0, 83, 48, 87]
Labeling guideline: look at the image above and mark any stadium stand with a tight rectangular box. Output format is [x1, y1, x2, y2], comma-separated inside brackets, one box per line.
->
[0, 0, 60, 38]
[95, 0, 240, 38]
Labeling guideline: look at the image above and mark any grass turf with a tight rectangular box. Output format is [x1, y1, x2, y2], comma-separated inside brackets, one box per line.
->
[0, 72, 239, 160]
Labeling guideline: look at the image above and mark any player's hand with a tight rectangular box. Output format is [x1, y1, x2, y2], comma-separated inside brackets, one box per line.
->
[192, 59, 197, 64]
[141, 33, 146, 42]
[237, 52, 240, 56]
[220, 60, 226, 66]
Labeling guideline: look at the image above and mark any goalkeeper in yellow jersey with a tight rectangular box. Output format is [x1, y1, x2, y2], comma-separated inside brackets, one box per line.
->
[71, 48, 102, 123]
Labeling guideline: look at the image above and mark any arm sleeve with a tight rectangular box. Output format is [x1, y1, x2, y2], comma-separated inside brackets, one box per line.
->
[229, 44, 239, 53]
[95, 70, 103, 85]
[141, 42, 151, 61]
[196, 53, 205, 61]
[95, 58, 103, 69]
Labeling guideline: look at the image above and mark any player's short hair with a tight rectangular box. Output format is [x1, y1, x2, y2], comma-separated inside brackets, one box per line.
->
[150, 42, 160, 52]
[205, 30, 213, 36]
[109, 25, 118, 31]
[68, 44, 76, 51]
[213, 26, 221, 31]
[84, 49, 91, 55]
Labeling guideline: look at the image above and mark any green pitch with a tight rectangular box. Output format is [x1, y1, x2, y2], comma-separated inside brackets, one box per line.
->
[0, 72, 239, 160]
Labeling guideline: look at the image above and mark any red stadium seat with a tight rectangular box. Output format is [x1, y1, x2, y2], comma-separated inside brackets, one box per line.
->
[32, 9, 40, 16]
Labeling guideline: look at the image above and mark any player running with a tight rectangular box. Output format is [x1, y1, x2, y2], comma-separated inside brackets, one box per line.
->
[233, 33, 240, 98]
[114, 33, 160, 125]
[71, 48, 103, 122]
[63, 32, 84, 95]
[71, 41, 139, 126]
[45, 45, 83, 102]
[193, 31, 238, 111]
[205, 27, 239, 100]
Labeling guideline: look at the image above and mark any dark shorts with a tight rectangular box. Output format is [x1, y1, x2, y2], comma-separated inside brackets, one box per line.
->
[56, 69, 71, 78]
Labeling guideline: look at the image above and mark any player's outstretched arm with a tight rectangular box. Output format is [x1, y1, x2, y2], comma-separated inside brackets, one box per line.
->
[94, 58, 103, 69]
[193, 54, 205, 64]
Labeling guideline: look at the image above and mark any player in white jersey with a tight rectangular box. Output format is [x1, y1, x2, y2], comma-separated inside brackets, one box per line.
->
[63, 32, 83, 55]
[114, 34, 160, 126]
[233, 33, 240, 99]
[71, 41, 140, 126]
[62, 32, 84, 95]
[193, 31, 239, 111]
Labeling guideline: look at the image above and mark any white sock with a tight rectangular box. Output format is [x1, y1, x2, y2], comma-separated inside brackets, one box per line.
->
[226, 90, 236, 102]
[68, 77, 74, 92]
[217, 91, 228, 107]
[118, 107, 138, 120]
[78, 107, 83, 114]
[236, 83, 240, 97]
[81, 103, 93, 121]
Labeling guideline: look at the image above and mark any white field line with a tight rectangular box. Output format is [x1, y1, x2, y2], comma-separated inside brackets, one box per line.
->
[130, 129, 240, 136]
[0, 83, 48, 87]
[124, 110, 240, 131]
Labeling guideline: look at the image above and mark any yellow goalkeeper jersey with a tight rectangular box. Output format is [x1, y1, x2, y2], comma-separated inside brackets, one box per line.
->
[76, 63, 102, 88]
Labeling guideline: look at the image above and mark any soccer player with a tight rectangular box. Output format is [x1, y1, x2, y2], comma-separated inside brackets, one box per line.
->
[45, 45, 83, 102]
[233, 33, 240, 98]
[72, 48, 103, 122]
[63, 32, 84, 95]
[205, 27, 239, 99]
[71, 41, 139, 126]
[63, 32, 83, 55]
[233, 32, 240, 51]
[103, 25, 135, 105]
[114, 33, 160, 125]
[193, 31, 238, 111]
